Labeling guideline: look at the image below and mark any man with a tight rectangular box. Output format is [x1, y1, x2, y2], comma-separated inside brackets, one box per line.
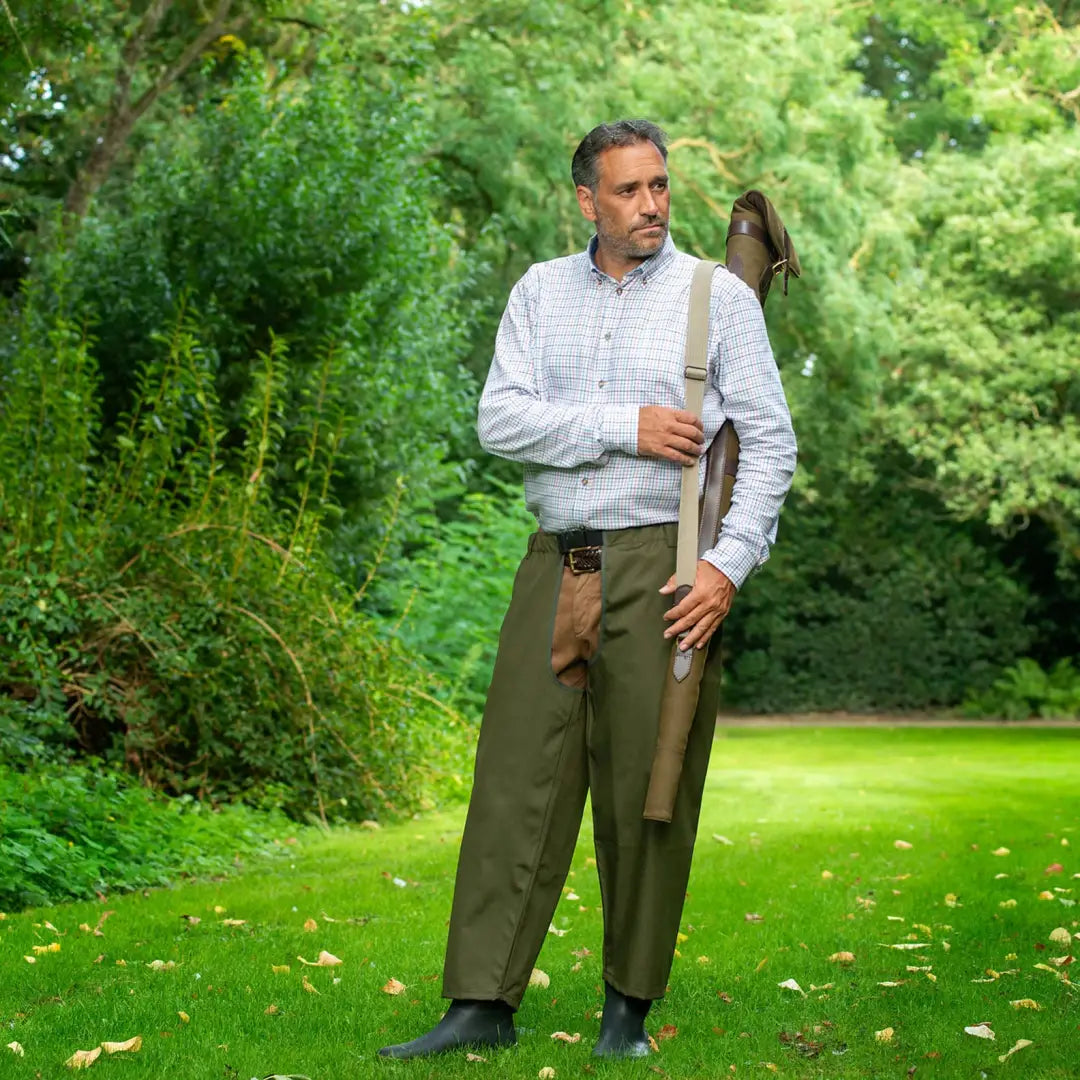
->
[379, 119, 796, 1060]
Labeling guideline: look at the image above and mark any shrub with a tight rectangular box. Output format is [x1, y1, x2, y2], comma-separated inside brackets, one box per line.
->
[962, 658, 1080, 720]
[722, 488, 1035, 712]
[0, 268, 471, 823]
[0, 759, 293, 910]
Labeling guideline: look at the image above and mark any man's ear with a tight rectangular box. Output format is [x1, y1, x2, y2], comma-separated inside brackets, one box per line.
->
[575, 184, 597, 223]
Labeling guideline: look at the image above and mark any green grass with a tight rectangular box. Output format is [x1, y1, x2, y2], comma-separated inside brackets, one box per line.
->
[3, 727, 1079, 1079]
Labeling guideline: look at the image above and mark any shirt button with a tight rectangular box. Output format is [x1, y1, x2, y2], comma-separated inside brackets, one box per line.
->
[616, 287, 623, 296]
[581, 477, 589, 486]
[604, 332, 612, 341]
[598, 379, 605, 387]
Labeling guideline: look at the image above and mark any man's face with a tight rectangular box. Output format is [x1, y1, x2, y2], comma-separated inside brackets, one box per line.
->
[576, 141, 670, 262]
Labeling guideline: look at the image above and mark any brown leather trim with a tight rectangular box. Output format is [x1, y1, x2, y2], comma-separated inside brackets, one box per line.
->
[726, 219, 769, 245]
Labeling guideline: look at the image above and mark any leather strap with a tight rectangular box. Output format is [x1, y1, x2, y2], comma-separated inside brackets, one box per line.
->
[727, 219, 769, 245]
[672, 259, 720, 679]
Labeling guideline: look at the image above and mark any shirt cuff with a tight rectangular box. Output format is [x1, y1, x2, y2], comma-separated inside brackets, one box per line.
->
[598, 405, 640, 456]
[701, 535, 764, 591]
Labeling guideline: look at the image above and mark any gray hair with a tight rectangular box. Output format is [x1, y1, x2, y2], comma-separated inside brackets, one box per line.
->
[571, 119, 669, 191]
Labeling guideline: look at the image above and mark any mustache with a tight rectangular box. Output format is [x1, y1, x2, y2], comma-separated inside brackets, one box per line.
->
[633, 219, 667, 231]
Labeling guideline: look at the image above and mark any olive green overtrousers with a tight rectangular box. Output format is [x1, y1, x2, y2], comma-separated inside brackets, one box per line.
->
[442, 523, 723, 1008]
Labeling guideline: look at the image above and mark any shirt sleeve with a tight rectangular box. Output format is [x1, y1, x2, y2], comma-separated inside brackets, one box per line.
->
[700, 280, 797, 589]
[477, 268, 641, 466]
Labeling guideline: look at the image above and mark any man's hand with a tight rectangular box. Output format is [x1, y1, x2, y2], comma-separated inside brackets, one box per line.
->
[659, 560, 735, 650]
[638, 406, 704, 466]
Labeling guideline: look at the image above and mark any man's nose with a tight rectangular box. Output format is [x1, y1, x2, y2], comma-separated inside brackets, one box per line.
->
[639, 188, 659, 216]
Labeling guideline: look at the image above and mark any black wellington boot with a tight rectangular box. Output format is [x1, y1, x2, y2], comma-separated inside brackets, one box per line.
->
[592, 981, 653, 1058]
[377, 1000, 516, 1060]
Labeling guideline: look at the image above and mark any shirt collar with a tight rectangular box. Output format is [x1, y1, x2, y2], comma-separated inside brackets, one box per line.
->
[586, 232, 677, 285]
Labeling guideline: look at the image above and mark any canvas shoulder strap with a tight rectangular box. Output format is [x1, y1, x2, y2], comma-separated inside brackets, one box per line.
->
[674, 259, 721, 597]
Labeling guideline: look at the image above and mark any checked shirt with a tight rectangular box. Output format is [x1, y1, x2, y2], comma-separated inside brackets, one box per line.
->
[477, 234, 797, 589]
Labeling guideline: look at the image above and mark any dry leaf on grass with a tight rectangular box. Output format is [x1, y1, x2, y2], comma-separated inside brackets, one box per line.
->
[964, 1024, 995, 1040]
[777, 979, 805, 996]
[744, 913, 764, 923]
[265, 1004, 280, 1015]
[829, 951, 855, 964]
[101, 1036, 141, 1054]
[879, 943, 930, 950]
[7, 1042, 24, 1057]
[65, 1047, 102, 1069]
[1010, 999, 1040, 1010]
[712, 834, 734, 845]
[381, 978, 406, 996]
[894, 840, 913, 850]
[998, 1038, 1033, 1063]
[146, 959, 176, 971]
[656, 1024, 678, 1041]
[874, 1027, 894, 1043]
[272, 964, 291, 974]
[647, 1034, 659, 1052]
[297, 951, 342, 967]
[992, 847, 1010, 856]
[301, 975, 319, 994]
[547, 923, 569, 937]
[465, 1052, 487, 1062]
[178, 1011, 190, 1023]
[878, 981, 906, 987]
[944, 893, 960, 907]
[1049, 927, 1072, 946]
[220, 919, 247, 927]
[32, 942, 60, 955]
[213, 905, 226, 914]
[538, 1069, 556, 1079]
[529, 969, 550, 989]
[550, 1032, 581, 1043]
[303, 918, 318, 933]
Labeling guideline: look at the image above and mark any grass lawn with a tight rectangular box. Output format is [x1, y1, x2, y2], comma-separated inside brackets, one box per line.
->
[3, 727, 1079, 1079]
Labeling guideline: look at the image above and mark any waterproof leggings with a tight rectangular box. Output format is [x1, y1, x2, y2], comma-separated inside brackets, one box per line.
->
[442, 523, 723, 1008]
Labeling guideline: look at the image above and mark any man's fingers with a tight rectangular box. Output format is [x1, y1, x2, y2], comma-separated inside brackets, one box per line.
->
[673, 409, 704, 430]
[664, 448, 700, 467]
[670, 422, 705, 444]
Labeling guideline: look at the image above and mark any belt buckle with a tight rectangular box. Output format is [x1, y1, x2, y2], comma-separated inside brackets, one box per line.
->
[566, 546, 599, 575]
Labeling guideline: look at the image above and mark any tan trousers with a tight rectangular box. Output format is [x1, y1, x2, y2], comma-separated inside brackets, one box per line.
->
[442, 524, 723, 1008]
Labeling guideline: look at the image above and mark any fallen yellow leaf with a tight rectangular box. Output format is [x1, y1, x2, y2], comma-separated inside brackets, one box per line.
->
[821, 870, 834, 880]
[874, 1027, 894, 1043]
[178, 1012, 190, 1024]
[7, 1042, 24, 1057]
[146, 959, 176, 971]
[296, 951, 342, 967]
[465, 1052, 487, 1062]
[550, 1032, 581, 1043]
[964, 1024, 995, 1040]
[894, 840, 913, 850]
[1049, 927, 1072, 946]
[538, 1069, 556, 1079]
[101, 1036, 141, 1054]
[529, 969, 550, 989]
[221, 919, 247, 928]
[23, 956, 36, 964]
[998, 1038, 1033, 1063]
[265, 1004, 280, 1015]
[381, 978, 406, 996]
[32, 942, 60, 955]
[301, 975, 319, 994]
[213, 905, 226, 915]
[303, 918, 318, 933]
[1010, 999, 1040, 1010]
[272, 964, 291, 974]
[65, 1047, 102, 1069]
[999, 899, 1017, 909]
[829, 951, 855, 964]
[777, 978, 805, 995]
[992, 847, 1010, 856]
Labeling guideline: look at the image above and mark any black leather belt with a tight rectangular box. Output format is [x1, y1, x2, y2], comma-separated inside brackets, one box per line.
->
[556, 529, 603, 574]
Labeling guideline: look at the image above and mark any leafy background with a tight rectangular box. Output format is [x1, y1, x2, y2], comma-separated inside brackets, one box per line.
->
[1, 0, 1078, 864]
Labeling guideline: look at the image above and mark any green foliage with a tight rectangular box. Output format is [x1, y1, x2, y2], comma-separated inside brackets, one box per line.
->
[721, 486, 1034, 713]
[0, 267, 471, 822]
[372, 481, 536, 718]
[962, 657, 1080, 720]
[0, 759, 292, 910]
[65, 55, 476, 570]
